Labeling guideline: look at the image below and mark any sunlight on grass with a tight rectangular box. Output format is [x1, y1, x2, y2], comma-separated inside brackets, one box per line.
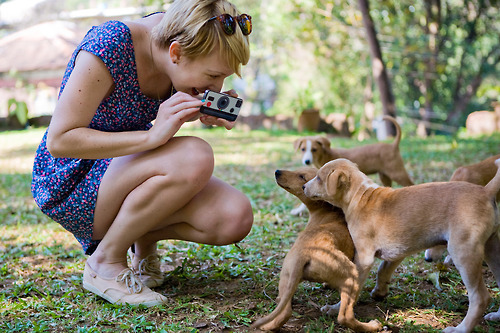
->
[0, 128, 45, 174]
[1, 127, 499, 332]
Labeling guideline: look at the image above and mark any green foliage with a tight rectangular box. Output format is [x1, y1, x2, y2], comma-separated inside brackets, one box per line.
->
[7, 98, 29, 127]
[234, 0, 498, 130]
[373, 0, 499, 123]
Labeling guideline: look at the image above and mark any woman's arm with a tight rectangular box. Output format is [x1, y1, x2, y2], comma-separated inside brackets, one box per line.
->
[47, 51, 202, 159]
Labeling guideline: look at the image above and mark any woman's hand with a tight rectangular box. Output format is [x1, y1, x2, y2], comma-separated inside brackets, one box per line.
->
[199, 89, 238, 130]
[148, 91, 203, 147]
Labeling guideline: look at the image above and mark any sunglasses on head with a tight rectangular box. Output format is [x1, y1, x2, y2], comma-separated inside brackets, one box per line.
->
[208, 13, 252, 36]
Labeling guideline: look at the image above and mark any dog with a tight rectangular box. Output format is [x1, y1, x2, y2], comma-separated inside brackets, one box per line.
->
[294, 116, 413, 188]
[450, 154, 500, 201]
[251, 167, 382, 332]
[290, 116, 413, 217]
[425, 154, 500, 264]
[303, 158, 500, 333]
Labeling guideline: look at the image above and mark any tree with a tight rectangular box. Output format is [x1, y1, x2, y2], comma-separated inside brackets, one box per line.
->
[376, 0, 499, 132]
[444, 1, 500, 124]
[358, 0, 396, 136]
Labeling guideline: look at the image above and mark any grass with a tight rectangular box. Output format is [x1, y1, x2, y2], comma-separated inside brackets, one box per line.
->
[0, 126, 499, 332]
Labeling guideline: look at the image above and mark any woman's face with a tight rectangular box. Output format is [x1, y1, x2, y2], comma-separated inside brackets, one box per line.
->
[168, 43, 235, 98]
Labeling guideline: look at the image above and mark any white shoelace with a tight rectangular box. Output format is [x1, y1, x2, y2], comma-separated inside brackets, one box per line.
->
[115, 269, 143, 294]
[137, 255, 162, 278]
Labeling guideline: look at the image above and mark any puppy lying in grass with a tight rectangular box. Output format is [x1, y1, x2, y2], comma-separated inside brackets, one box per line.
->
[252, 167, 382, 332]
[303, 158, 500, 333]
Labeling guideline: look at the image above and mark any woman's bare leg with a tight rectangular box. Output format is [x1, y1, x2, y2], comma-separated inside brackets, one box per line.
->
[86, 136, 253, 279]
[136, 176, 253, 246]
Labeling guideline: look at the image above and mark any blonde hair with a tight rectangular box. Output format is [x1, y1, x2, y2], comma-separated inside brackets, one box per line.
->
[152, 0, 250, 77]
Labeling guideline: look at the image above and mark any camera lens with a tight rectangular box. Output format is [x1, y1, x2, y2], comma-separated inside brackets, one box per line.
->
[217, 96, 230, 110]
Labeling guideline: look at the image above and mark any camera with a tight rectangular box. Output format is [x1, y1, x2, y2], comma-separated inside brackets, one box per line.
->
[200, 90, 243, 122]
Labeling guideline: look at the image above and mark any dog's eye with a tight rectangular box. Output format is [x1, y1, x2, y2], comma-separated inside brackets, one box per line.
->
[299, 174, 306, 180]
[301, 148, 305, 152]
[311, 148, 317, 152]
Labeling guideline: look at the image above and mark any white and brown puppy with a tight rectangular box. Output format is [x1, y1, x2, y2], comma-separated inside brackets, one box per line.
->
[294, 116, 413, 187]
[425, 154, 500, 264]
[252, 167, 382, 332]
[304, 158, 500, 333]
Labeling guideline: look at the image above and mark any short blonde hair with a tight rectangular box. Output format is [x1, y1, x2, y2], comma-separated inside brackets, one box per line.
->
[152, 0, 250, 77]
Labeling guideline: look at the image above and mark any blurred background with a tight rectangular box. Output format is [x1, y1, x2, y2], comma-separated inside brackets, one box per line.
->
[0, 0, 499, 138]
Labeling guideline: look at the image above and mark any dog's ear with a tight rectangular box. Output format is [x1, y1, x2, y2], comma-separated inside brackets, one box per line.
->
[326, 169, 349, 196]
[316, 137, 331, 149]
[293, 138, 303, 151]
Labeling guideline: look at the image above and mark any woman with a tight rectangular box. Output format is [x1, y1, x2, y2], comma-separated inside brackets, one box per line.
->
[31, 0, 253, 306]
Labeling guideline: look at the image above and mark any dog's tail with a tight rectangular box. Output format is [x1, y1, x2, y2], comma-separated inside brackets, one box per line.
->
[250, 258, 306, 330]
[382, 115, 401, 147]
[485, 159, 500, 200]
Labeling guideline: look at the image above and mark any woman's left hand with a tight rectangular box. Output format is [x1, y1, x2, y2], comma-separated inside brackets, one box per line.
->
[199, 89, 239, 130]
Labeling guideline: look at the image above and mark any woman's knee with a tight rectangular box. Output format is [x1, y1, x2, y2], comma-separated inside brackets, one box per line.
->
[216, 196, 254, 245]
[160, 136, 214, 183]
[173, 136, 213, 166]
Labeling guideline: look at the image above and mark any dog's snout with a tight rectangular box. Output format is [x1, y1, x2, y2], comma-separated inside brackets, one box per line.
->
[302, 185, 305, 190]
[304, 160, 311, 165]
[275, 170, 282, 178]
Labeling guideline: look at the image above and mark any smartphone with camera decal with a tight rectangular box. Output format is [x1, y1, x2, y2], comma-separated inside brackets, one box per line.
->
[200, 90, 242, 121]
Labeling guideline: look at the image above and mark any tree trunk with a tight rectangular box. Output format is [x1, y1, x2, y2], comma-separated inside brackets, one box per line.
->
[358, 0, 396, 137]
[420, 0, 441, 136]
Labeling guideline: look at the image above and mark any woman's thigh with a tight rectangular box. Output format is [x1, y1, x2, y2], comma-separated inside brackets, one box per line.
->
[93, 136, 214, 239]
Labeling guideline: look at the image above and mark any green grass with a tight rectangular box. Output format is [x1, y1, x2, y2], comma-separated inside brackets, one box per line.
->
[1, 126, 499, 332]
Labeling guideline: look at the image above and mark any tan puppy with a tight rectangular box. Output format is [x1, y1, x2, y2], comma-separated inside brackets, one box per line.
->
[451, 154, 500, 201]
[252, 167, 382, 332]
[425, 154, 500, 263]
[303, 158, 500, 333]
[294, 116, 413, 187]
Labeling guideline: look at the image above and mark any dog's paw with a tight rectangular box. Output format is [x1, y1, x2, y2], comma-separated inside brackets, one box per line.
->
[370, 288, 388, 300]
[485, 310, 500, 321]
[320, 302, 341, 316]
[250, 321, 279, 332]
[443, 255, 454, 266]
[290, 205, 307, 216]
[366, 319, 383, 331]
[442, 326, 466, 333]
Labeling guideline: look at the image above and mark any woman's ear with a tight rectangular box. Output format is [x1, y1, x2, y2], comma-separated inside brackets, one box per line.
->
[169, 41, 182, 64]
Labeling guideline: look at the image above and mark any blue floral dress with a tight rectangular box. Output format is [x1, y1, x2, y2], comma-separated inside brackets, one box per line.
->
[32, 21, 163, 255]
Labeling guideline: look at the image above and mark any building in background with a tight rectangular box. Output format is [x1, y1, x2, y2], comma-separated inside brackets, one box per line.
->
[0, 0, 161, 127]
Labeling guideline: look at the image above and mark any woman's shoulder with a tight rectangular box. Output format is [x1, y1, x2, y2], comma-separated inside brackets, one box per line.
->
[80, 21, 135, 61]
[124, 12, 164, 37]
[85, 21, 131, 43]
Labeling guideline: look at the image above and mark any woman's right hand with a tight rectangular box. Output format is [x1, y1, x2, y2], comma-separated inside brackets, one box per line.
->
[147, 91, 204, 148]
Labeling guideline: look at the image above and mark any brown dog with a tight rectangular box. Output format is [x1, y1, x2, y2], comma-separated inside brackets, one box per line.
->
[252, 167, 382, 332]
[425, 154, 500, 264]
[303, 158, 500, 333]
[451, 154, 500, 201]
[294, 116, 413, 187]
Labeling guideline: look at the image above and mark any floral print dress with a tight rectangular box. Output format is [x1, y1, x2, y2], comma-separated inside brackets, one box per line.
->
[32, 21, 162, 255]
